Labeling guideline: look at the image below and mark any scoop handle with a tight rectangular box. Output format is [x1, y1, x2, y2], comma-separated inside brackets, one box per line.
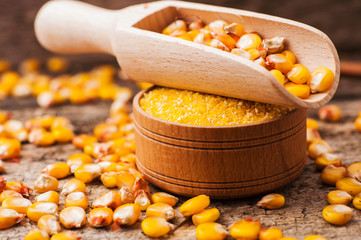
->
[35, 0, 120, 55]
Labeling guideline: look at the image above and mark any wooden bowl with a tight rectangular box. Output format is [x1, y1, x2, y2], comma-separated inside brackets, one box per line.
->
[133, 88, 307, 199]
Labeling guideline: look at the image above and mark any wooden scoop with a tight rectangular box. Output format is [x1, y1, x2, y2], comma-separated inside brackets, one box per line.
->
[35, 0, 339, 108]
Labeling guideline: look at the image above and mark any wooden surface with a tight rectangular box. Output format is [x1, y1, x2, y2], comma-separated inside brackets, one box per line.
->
[0, 74, 360, 239]
[34, 0, 339, 109]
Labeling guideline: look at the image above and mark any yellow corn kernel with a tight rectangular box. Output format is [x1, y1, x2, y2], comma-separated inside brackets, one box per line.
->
[213, 32, 236, 49]
[97, 154, 120, 163]
[38, 215, 61, 235]
[72, 134, 97, 149]
[152, 192, 178, 207]
[208, 20, 228, 34]
[318, 105, 341, 122]
[322, 204, 352, 225]
[0, 138, 21, 159]
[352, 192, 361, 210]
[0, 110, 11, 124]
[284, 82, 310, 99]
[306, 118, 318, 130]
[100, 171, 118, 188]
[5, 180, 30, 198]
[28, 128, 55, 146]
[88, 207, 113, 228]
[307, 128, 322, 146]
[25, 115, 55, 130]
[35, 174, 59, 193]
[0, 59, 10, 72]
[0, 208, 25, 229]
[308, 139, 333, 160]
[270, 69, 285, 85]
[134, 189, 151, 211]
[116, 170, 136, 189]
[93, 123, 117, 139]
[113, 203, 141, 226]
[162, 20, 187, 35]
[304, 235, 328, 240]
[120, 153, 136, 164]
[51, 116, 74, 131]
[24, 228, 49, 240]
[189, 20, 204, 31]
[281, 50, 296, 64]
[316, 153, 342, 171]
[192, 208, 220, 226]
[247, 49, 261, 60]
[224, 23, 244, 37]
[195, 222, 227, 240]
[236, 33, 262, 51]
[266, 54, 293, 73]
[67, 153, 93, 173]
[59, 206, 86, 229]
[171, 30, 192, 41]
[280, 238, 298, 240]
[19, 58, 40, 74]
[65, 192, 89, 210]
[321, 163, 346, 186]
[259, 227, 283, 240]
[231, 48, 253, 60]
[208, 39, 230, 52]
[98, 161, 117, 173]
[141, 217, 175, 238]
[255, 57, 266, 68]
[0, 71, 19, 94]
[180, 195, 210, 217]
[327, 190, 352, 205]
[230, 217, 262, 240]
[92, 190, 122, 210]
[0, 190, 22, 203]
[286, 64, 311, 84]
[119, 186, 135, 204]
[257, 193, 285, 209]
[61, 178, 86, 195]
[336, 177, 361, 196]
[193, 31, 212, 45]
[74, 163, 101, 183]
[50, 231, 81, 240]
[355, 117, 361, 132]
[42, 162, 70, 179]
[47, 57, 68, 73]
[2, 196, 32, 214]
[146, 203, 175, 221]
[347, 162, 361, 181]
[51, 127, 74, 143]
[27, 202, 58, 222]
[308, 67, 335, 93]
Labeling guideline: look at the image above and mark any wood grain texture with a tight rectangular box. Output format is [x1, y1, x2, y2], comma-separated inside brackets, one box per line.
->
[133, 89, 307, 198]
[34, 0, 339, 109]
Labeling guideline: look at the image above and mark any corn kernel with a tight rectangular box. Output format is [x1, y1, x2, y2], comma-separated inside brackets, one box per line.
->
[35, 174, 59, 193]
[355, 117, 361, 132]
[47, 57, 68, 73]
[5, 180, 30, 198]
[208, 20, 227, 34]
[2, 196, 32, 214]
[28, 128, 55, 146]
[322, 204, 352, 225]
[189, 20, 204, 31]
[336, 177, 361, 196]
[224, 23, 244, 37]
[59, 206, 86, 228]
[145, 203, 175, 221]
[347, 162, 361, 181]
[304, 235, 328, 240]
[270, 69, 285, 85]
[67, 153, 93, 173]
[306, 118, 318, 130]
[51, 127, 74, 143]
[74, 163, 101, 183]
[162, 20, 187, 35]
[308, 67, 334, 93]
[193, 31, 212, 45]
[72, 134, 97, 149]
[141, 217, 175, 238]
[286, 64, 311, 84]
[316, 153, 342, 171]
[231, 48, 253, 60]
[284, 82, 310, 99]
[119, 186, 134, 204]
[150, 192, 178, 208]
[0, 59, 10, 72]
[19, 58, 40, 74]
[24, 228, 50, 240]
[42, 162, 70, 179]
[259, 227, 283, 240]
[266, 53, 293, 73]
[308, 139, 333, 160]
[27, 201, 58, 222]
[321, 163, 346, 186]
[92, 190, 122, 210]
[0, 138, 21, 159]
[352, 192, 361, 210]
[327, 190, 352, 205]
[196, 222, 227, 240]
[318, 105, 341, 122]
[113, 203, 141, 226]
[257, 193, 285, 209]
[88, 207, 113, 228]
[208, 39, 230, 52]
[132, 189, 150, 211]
[192, 207, 220, 226]
[50, 231, 81, 240]
[180, 195, 210, 217]
[38, 215, 61, 235]
[116, 170, 136, 189]
[213, 32, 236, 49]
[236, 33, 262, 51]
[61, 178, 86, 195]
[307, 128, 322, 146]
[281, 50, 296, 64]
[0, 208, 25, 229]
[0, 71, 19, 94]
[280, 238, 298, 240]
[0, 190, 22, 203]
[255, 57, 266, 68]
[230, 217, 262, 240]
[262, 36, 285, 54]
[65, 192, 89, 210]
[100, 171, 118, 188]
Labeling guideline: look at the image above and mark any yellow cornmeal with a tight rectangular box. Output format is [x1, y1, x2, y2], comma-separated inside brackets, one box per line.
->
[140, 87, 293, 126]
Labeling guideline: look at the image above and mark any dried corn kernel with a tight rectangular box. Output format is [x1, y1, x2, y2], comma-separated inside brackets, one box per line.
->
[72, 134, 97, 149]
[113, 203, 141, 226]
[116, 170, 136, 189]
[355, 117, 361, 132]
[281, 50, 296, 64]
[119, 186, 134, 204]
[28, 128, 55, 146]
[87, 207, 113, 228]
[47, 57, 68, 73]
[208, 39, 230, 52]
[27, 202, 58, 222]
[336, 177, 361, 196]
[327, 190, 352, 205]
[61, 178, 86, 195]
[100, 171, 118, 188]
[284, 83, 310, 99]
[65, 192, 89, 210]
[146, 203, 175, 221]
[286, 64, 311, 84]
[262, 36, 284, 54]
[42, 162, 70, 179]
[5, 180, 30, 198]
[151, 192, 179, 207]
[321, 163, 346, 186]
[92, 190, 122, 210]
[35, 174, 59, 193]
[162, 20, 187, 35]
[180, 195, 210, 217]
[20, 58, 40, 74]
[51, 127, 74, 143]
[134, 189, 151, 211]
[306, 118, 318, 130]
[50, 231, 81, 240]
[304, 235, 328, 240]
[270, 69, 285, 85]
[307, 128, 321, 146]
[189, 20, 204, 31]
[316, 153, 342, 171]
[141, 217, 175, 238]
[59, 206, 86, 228]
[0, 190, 22, 203]
[309, 67, 334, 93]
[2, 196, 32, 214]
[236, 33, 262, 51]
[0, 208, 25, 229]
[257, 193, 285, 209]
[259, 227, 283, 240]
[195, 222, 227, 240]
[192, 208, 220, 226]
[67, 153, 93, 173]
[352, 192, 361, 210]
[318, 105, 341, 122]
[347, 162, 361, 181]
[224, 23, 244, 37]
[208, 20, 227, 34]
[231, 48, 253, 60]
[0, 59, 10, 72]
[322, 204, 352, 225]
[266, 54, 293, 73]
[230, 217, 262, 240]
[74, 163, 101, 183]
[308, 139, 333, 160]
[213, 32, 236, 49]
[24, 228, 49, 240]
[280, 238, 298, 240]
[0, 138, 21, 159]
[38, 215, 61, 235]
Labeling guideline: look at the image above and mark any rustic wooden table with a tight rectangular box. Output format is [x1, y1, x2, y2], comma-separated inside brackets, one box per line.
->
[0, 72, 360, 240]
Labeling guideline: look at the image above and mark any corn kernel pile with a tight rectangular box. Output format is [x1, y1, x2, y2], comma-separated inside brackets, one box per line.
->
[162, 19, 335, 99]
[140, 87, 292, 126]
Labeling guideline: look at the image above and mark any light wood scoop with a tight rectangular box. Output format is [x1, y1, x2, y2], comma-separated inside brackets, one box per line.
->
[35, 0, 340, 108]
